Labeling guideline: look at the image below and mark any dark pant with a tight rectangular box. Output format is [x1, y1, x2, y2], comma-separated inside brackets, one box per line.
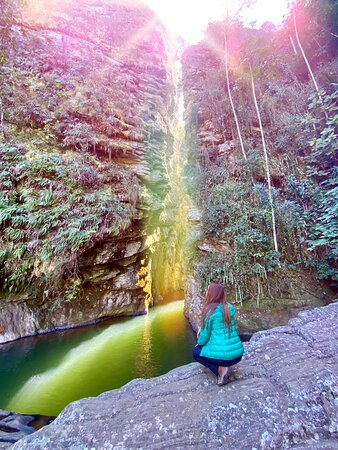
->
[193, 345, 242, 376]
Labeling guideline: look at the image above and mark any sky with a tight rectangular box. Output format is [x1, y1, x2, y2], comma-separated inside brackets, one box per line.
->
[146, 0, 291, 43]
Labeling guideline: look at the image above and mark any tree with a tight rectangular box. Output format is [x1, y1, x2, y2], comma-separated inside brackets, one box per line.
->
[293, 9, 325, 108]
[223, 30, 247, 161]
[221, 0, 254, 161]
[250, 64, 279, 253]
[305, 89, 338, 283]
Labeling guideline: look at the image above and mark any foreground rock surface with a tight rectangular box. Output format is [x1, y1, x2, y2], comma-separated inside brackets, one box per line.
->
[13, 302, 338, 449]
[0, 411, 35, 448]
[0, 410, 53, 449]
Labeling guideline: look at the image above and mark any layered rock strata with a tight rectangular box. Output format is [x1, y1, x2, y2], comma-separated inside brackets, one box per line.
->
[0, 0, 175, 343]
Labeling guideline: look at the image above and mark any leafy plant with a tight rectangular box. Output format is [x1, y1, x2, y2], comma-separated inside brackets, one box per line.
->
[0, 143, 137, 294]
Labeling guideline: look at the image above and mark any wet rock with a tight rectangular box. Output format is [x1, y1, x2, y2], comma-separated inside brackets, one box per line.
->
[0, 304, 38, 344]
[13, 303, 338, 449]
[0, 280, 147, 344]
[0, 412, 35, 448]
[184, 271, 335, 334]
[184, 274, 203, 332]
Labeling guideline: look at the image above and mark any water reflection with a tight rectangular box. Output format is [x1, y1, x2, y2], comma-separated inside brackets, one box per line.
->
[1, 300, 195, 416]
[134, 314, 154, 378]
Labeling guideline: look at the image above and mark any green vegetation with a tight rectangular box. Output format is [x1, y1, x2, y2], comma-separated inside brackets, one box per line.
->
[0, 0, 336, 310]
[304, 90, 338, 279]
[0, 0, 170, 305]
[0, 143, 136, 296]
[184, 0, 337, 301]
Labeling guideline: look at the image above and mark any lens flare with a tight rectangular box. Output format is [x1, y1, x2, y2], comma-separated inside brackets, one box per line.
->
[146, 0, 290, 43]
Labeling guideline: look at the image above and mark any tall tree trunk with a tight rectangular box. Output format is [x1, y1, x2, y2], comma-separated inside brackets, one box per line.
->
[250, 65, 279, 254]
[224, 33, 247, 161]
[289, 34, 298, 55]
[293, 10, 324, 106]
[0, 97, 3, 139]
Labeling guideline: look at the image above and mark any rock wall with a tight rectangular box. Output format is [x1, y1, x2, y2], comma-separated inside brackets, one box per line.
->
[0, 0, 176, 343]
[181, 27, 335, 331]
[183, 194, 333, 333]
[185, 260, 334, 334]
[12, 302, 338, 449]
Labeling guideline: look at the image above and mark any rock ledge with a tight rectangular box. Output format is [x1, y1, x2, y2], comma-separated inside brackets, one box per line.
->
[13, 302, 338, 449]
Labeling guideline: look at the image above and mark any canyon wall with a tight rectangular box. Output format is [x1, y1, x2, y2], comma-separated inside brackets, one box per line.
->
[181, 22, 336, 331]
[0, 0, 176, 343]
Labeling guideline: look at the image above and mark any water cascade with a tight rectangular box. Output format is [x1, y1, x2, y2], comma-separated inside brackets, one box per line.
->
[0, 58, 194, 417]
[145, 62, 190, 304]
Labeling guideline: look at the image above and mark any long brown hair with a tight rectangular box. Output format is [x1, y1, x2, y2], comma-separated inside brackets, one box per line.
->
[200, 283, 231, 336]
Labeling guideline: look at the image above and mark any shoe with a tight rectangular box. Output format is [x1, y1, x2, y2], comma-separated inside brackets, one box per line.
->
[217, 367, 230, 386]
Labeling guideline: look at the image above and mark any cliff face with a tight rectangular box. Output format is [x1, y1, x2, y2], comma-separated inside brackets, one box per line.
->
[0, 0, 175, 343]
[181, 24, 336, 330]
[11, 303, 338, 449]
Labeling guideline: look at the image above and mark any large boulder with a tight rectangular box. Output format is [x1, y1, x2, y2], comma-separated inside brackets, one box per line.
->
[13, 302, 338, 449]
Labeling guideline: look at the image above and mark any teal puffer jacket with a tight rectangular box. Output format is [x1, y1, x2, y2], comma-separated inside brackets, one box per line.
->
[197, 303, 244, 360]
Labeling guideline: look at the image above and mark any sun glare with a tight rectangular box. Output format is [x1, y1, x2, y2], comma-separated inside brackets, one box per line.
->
[146, 0, 290, 43]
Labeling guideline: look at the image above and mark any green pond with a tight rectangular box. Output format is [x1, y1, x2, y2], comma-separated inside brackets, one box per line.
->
[0, 300, 196, 416]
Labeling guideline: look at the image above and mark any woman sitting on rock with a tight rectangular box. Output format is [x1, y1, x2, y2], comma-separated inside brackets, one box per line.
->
[193, 282, 244, 385]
